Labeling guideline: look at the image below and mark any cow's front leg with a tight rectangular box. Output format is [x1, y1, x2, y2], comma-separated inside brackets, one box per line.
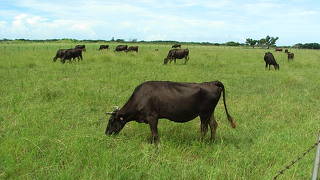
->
[148, 118, 159, 144]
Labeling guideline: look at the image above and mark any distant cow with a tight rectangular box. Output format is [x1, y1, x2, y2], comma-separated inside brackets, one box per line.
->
[284, 49, 289, 53]
[99, 45, 109, 50]
[275, 48, 282, 52]
[172, 44, 181, 48]
[105, 80, 236, 143]
[53, 49, 71, 62]
[61, 48, 83, 63]
[115, 45, 128, 52]
[264, 52, 279, 70]
[155, 49, 159, 51]
[75, 45, 86, 52]
[126, 46, 139, 52]
[164, 49, 189, 64]
[287, 52, 294, 61]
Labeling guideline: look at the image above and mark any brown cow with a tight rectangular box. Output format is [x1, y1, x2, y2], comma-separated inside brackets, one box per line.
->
[126, 46, 139, 52]
[105, 80, 235, 143]
[287, 52, 294, 61]
[172, 44, 181, 48]
[164, 49, 189, 64]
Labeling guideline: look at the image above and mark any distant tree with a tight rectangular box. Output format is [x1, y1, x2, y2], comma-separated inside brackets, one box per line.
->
[265, 35, 279, 49]
[111, 37, 115, 41]
[294, 43, 320, 49]
[246, 38, 258, 48]
[225, 41, 241, 46]
[258, 38, 267, 48]
[116, 39, 124, 42]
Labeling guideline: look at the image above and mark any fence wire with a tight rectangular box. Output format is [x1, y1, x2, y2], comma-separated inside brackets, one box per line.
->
[273, 139, 320, 180]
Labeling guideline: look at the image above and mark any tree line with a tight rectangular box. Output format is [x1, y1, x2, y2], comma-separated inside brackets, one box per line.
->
[1, 38, 319, 49]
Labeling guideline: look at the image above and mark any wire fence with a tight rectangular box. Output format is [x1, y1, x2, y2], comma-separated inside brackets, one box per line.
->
[273, 133, 320, 179]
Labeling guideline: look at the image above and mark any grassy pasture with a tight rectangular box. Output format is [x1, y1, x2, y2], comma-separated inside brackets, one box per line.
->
[0, 42, 320, 179]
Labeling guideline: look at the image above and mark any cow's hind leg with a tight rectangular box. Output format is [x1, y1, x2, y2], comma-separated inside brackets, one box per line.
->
[148, 117, 159, 144]
[209, 113, 218, 141]
[200, 114, 210, 140]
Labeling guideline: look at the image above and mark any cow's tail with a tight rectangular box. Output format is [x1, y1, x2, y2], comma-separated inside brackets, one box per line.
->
[214, 81, 236, 128]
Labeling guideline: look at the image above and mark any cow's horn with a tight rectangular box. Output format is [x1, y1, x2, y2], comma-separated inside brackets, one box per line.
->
[105, 111, 115, 115]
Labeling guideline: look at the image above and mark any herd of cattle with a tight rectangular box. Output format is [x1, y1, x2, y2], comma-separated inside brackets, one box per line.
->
[52, 43, 190, 64]
[51, 43, 297, 143]
[264, 48, 295, 70]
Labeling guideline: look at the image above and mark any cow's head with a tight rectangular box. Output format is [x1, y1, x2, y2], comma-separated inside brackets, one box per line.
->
[163, 58, 169, 64]
[105, 107, 126, 135]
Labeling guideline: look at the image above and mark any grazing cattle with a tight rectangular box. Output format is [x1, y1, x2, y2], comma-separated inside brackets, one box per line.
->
[287, 52, 294, 61]
[99, 45, 109, 50]
[172, 44, 181, 48]
[75, 45, 86, 52]
[53, 49, 71, 62]
[275, 48, 283, 52]
[61, 48, 83, 63]
[115, 45, 128, 52]
[126, 46, 139, 52]
[105, 81, 236, 143]
[164, 48, 189, 64]
[264, 52, 279, 70]
[284, 49, 289, 53]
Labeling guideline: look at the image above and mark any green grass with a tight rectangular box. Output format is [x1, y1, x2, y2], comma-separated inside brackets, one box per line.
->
[0, 42, 320, 179]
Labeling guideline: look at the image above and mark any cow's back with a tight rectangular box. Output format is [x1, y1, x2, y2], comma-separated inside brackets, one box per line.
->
[121, 81, 221, 122]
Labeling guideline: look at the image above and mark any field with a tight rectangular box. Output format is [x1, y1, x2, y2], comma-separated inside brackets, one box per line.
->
[1, 42, 320, 179]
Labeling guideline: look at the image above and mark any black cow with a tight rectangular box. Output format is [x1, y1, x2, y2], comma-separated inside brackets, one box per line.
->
[172, 44, 181, 48]
[275, 48, 282, 52]
[75, 45, 86, 52]
[105, 81, 236, 143]
[125, 46, 139, 52]
[115, 45, 128, 52]
[287, 52, 294, 61]
[99, 45, 109, 50]
[53, 49, 71, 62]
[264, 52, 279, 70]
[164, 48, 189, 64]
[284, 49, 289, 53]
[61, 48, 83, 63]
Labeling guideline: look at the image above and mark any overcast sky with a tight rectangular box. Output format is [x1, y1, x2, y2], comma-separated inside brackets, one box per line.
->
[0, 0, 319, 45]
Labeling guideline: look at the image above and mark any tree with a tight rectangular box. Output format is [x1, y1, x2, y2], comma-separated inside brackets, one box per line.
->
[265, 35, 279, 49]
[246, 38, 258, 48]
[258, 38, 267, 48]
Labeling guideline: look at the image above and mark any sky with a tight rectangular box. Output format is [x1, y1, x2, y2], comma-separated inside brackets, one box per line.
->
[0, 0, 319, 45]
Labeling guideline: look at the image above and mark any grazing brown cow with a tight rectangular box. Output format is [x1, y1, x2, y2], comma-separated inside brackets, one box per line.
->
[287, 52, 294, 61]
[264, 52, 279, 70]
[275, 48, 283, 52]
[172, 44, 181, 48]
[126, 46, 139, 52]
[99, 45, 109, 50]
[115, 45, 128, 52]
[53, 49, 72, 62]
[61, 48, 83, 63]
[105, 80, 236, 143]
[164, 48, 189, 64]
